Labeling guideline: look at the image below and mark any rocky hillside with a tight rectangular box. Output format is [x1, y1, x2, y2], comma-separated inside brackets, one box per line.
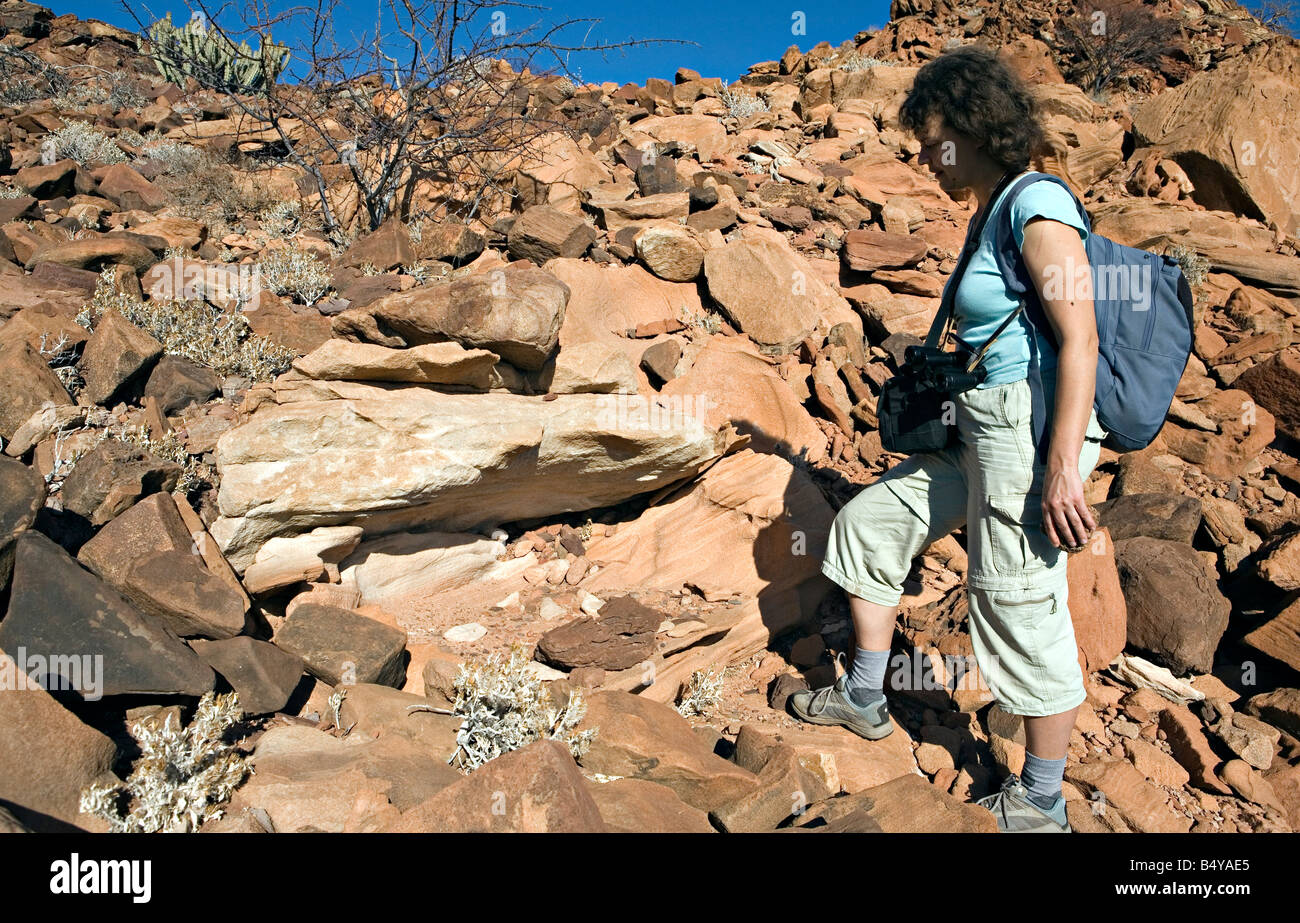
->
[1, 0, 1299, 833]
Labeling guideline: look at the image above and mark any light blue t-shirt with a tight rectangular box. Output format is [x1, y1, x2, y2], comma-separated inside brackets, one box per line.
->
[941, 172, 1089, 387]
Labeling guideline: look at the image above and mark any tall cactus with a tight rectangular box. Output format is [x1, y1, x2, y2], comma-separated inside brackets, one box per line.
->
[140, 12, 288, 96]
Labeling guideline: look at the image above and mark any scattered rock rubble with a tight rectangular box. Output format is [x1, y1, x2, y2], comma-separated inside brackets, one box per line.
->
[1, 0, 1299, 832]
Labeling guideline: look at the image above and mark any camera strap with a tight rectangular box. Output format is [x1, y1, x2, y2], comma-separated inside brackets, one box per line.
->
[928, 168, 1030, 372]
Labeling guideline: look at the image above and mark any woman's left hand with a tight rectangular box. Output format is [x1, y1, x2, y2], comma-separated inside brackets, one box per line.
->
[1041, 459, 1095, 551]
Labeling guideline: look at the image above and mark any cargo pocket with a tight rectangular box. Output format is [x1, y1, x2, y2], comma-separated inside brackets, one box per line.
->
[985, 492, 1060, 576]
[990, 587, 1059, 618]
[984, 585, 1080, 710]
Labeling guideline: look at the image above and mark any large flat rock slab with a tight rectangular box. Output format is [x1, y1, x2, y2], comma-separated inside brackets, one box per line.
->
[210, 380, 733, 570]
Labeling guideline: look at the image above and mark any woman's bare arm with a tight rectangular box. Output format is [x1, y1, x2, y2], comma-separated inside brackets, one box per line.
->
[1020, 215, 1099, 549]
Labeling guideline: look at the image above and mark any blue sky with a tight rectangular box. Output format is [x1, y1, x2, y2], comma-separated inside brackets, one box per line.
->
[47, 1, 1300, 86]
[52, 1, 894, 86]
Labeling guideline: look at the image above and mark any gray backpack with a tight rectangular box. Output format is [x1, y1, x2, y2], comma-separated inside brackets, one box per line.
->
[989, 172, 1195, 463]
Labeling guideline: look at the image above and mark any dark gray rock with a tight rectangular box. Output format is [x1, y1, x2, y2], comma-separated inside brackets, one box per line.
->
[640, 338, 683, 386]
[534, 595, 662, 671]
[1114, 536, 1230, 675]
[59, 438, 182, 527]
[0, 530, 215, 698]
[76, 493, 246, 639]
[191, 637, 305, 715]
[0, 672, 116, 829]
[79, 307, 163, 406]
[273, 604, 407, 688]
[635, 154, 683, 196]
[143, 355, 221, 416]
[0, 456, 44, 594]
[1095, 493, 1204, 544]
[507, 204, 596, 266]
[0, 337, 73, 442]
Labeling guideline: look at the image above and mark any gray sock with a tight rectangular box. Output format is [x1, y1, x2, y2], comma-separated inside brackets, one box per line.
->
[1021, 751, 1067, 812]
[843, 647, 889, 707]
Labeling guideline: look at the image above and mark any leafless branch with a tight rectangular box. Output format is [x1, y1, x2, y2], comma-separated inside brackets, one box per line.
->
[1054, 0, 1182, 97]
[121, 0, 693, 235]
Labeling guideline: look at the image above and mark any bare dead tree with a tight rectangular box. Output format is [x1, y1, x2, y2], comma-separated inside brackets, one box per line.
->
[1246, 0, 1300, 37]
[122, 0, 693, 236]
[1054, 0, 1183, 97]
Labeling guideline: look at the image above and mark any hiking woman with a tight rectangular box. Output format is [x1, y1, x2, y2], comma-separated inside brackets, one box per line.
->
[788, 45, 1107, 833]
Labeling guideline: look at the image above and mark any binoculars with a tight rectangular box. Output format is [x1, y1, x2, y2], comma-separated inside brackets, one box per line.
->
[902, 344, 989, 393]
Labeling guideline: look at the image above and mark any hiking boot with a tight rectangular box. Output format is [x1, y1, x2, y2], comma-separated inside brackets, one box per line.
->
[975, 773, 1072, 833]
[787, 675, 894, 740]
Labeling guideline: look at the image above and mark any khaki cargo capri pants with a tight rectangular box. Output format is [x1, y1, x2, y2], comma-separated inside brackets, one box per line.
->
[821, 375, 1107, 717]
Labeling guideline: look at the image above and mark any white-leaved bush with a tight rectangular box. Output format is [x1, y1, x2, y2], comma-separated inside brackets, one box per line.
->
[1168, 242, 1210, 291]
[49, 121, 127, 166]
[257, 246, 332, 304]
[52, 77, 148, 112]
[77, 267, 296, 382]
[410, 643, 597, 772]
[259, 199, 308, 239]
[718, 79, 770, 120]
[675, 666, 725, 718]
[403, 261, 434, 284]
[138, 134, 209, 177]
[80, 691, 249, 833]
[837, 49, 895, 71]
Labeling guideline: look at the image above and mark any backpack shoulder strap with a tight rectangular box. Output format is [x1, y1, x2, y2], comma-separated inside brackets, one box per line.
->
[923, 169, 1035, 349]
[989, 172, 1090, 468]
[991, 172, 1091, 348]
[991, 172, 1090, 300]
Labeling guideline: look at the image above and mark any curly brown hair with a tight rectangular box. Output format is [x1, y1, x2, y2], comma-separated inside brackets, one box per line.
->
[898, 45, 1047, 175]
